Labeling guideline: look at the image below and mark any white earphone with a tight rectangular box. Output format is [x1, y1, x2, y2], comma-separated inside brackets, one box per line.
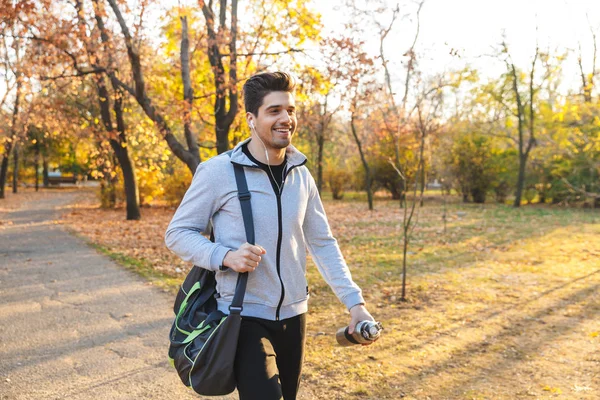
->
[249, 120, 268, 159]
[248, 119, 284, 194]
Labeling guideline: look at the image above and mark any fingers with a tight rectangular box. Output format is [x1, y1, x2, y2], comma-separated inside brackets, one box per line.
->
[232, 261, 257, 273]
[225, 243, 266, 273]
[245, 252, 261, 263]
[348, 319, 359, 335]
[241, 243, 266, 256]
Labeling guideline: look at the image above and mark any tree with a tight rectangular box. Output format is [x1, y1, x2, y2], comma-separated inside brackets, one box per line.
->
[14, 0, 142, 219]
[296, 66, 334, 194]
[413, 74, 446, 206]
[294, 36, 352, 194]
[105, 0, 204, 173]
[447, 132, 494, 203]
[577, 20, 597, 104]
[107, 0, 320, 172]
[502, 41, 539, 207]
[348, 0, 425, 300]
[342, 38, 378, 210]
[547, 100, 600, 206]
[89, 0, 141, 219]
[0, 19, 29, 199]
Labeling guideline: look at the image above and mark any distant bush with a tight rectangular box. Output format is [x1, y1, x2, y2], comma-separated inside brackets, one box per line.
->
[489, 148, 517, 204]
[447, 133, 493, 203]
[444, 132, 518, 204]
[325, 166, 350, 200]
[370, 157, 405, 200]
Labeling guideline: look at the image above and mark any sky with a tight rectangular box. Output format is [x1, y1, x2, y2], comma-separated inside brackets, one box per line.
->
[311, 0, 600, 93]
[2, 0, 599, 106]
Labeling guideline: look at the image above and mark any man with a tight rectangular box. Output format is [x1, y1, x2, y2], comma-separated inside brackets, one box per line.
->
[165, 71, 375, 400]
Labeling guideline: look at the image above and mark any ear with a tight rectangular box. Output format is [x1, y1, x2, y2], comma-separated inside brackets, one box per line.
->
[246, 112, 255, 129]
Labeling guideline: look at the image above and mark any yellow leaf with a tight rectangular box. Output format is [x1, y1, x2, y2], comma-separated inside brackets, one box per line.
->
[543, 386, 562, 394]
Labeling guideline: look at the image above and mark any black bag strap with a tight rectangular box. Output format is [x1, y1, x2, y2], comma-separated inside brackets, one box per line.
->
[228, 153, 254, 315]
[233, 163, 255, 245]
[228, 164, 252, 314]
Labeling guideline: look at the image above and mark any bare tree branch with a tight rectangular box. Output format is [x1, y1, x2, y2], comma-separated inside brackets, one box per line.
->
[234, 48, 304, 57]
[39, 68, 106, 80]
[561, 178, 600, 199]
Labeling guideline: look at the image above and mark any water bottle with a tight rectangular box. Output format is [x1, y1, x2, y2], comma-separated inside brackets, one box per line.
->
[336, 320, 383, 346]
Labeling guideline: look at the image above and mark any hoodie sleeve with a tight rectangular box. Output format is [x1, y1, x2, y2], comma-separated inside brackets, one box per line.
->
[302, 173, 365, 310]
[164, 160, 232, 271]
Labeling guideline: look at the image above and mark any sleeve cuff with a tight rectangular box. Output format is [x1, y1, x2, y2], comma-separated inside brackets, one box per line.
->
[210, 246, 232, 271]
[342, 292, 365, 310]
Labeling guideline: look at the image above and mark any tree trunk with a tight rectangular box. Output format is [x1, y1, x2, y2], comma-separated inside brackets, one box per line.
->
[506, 45, 537, 208]
[419, 163, 425, 207]
[111, 81, 141, 220]
[513, 154, 527, 207]
[316, 136, 324, 193]
[87, 1, 141, 220]
[42, 155, 49, 187]
[110, 141, 140, 220]
[179, 16, 200, 161]
[0, 151, 10, 199]
[401, 224, 408, 301]
[419, 134, 426, 207]
[207, 0, 239, 155]
[350, 112, 373, 210]
[3, 67, 20, 199]
[12, 145, 18, 193]
[110, 88, 141, 220]
[34, 141, 40, 192]
[399, 181, 406, 207]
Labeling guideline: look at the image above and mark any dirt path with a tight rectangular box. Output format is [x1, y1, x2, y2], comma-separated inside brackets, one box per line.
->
[0, 191, 239, 400]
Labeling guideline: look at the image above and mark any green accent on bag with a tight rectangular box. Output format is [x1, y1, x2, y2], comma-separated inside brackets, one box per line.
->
[175, 281, 201, 335]
[188, 316, 228, 384]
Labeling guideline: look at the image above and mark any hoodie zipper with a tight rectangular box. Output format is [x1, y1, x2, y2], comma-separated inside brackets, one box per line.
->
[274, 164, 305, 320]
[232, 159, 306, 321]
[275, 193, 285, 321]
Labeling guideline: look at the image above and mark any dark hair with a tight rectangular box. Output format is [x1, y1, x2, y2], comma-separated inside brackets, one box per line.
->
[243, 71, 296, 116]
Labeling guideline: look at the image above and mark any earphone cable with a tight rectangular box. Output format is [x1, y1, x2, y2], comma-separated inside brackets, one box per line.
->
[251, 124, 285, 195]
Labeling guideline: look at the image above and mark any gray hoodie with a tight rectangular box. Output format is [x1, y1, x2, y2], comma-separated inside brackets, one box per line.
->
[165, 138, 364, 321]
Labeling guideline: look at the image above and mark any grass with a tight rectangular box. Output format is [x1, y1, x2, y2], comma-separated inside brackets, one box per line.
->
[302, 198, 599, 399]
[90, 242, 182, 293]
[56, 189, 600, 399]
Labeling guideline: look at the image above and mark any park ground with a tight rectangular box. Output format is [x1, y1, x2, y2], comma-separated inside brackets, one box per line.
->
[2, 187, 599, 399]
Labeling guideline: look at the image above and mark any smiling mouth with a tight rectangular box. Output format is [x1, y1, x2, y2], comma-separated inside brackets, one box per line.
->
[273, 127, 292, 135]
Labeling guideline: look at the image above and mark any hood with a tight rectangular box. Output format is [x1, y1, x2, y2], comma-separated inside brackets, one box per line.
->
[229, 138, 308, 167]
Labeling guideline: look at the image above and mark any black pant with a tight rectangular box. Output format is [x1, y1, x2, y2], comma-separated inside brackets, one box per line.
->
[235, 313, 306, 400]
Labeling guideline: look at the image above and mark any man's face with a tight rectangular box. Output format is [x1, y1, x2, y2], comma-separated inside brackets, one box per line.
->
[250, 91, 297, 150]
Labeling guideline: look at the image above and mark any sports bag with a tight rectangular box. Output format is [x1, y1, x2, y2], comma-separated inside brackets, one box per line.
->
[168, 161, 254, 395]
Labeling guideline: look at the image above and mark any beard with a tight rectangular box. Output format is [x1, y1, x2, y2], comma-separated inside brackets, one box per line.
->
[269, 129, 294, 149]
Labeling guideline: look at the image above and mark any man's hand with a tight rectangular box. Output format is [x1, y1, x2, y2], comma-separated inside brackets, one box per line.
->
[223, 243, 266, 273]
[348, 304, 376, 344]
